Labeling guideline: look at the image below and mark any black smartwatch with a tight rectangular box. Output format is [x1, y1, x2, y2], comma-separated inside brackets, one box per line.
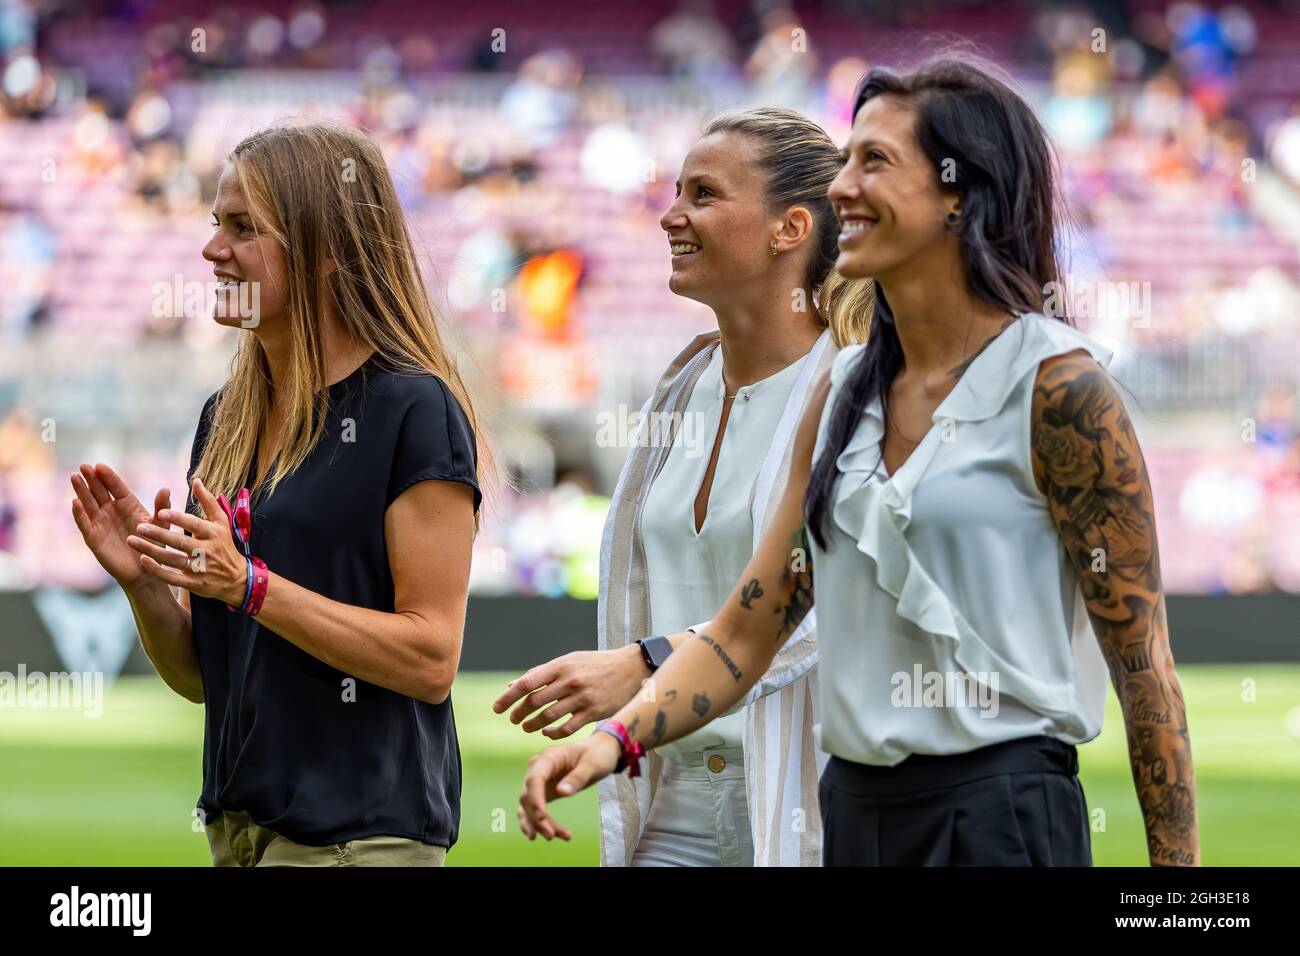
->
[636, 635, 674, 673]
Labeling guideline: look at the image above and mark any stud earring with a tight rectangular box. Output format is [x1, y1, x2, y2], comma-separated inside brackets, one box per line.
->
[770, 239, 779, 256]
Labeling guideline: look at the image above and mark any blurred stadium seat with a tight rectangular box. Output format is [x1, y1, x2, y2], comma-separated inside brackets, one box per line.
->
[0, 0, 1296, 596]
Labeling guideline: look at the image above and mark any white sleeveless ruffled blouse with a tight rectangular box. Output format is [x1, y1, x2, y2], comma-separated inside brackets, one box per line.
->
[808, 313, 1113, 766]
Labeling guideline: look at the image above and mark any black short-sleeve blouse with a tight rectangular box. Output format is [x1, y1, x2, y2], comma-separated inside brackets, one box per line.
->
[185, 352, 480, 848]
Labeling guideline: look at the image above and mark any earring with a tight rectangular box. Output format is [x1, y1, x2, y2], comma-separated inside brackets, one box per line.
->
[946, 211, 960, 225]
[770, 239, 779, 256]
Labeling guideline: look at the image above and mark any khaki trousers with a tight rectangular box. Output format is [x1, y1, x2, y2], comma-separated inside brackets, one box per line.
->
[205, 809, 446, 867]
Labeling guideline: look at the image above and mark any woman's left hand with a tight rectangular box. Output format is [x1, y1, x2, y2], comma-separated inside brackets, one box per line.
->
[518, 734, 622, 840]
[126, 477, 248, 606]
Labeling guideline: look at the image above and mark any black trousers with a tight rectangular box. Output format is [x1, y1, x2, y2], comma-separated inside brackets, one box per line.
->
[818, 735, 1092, 866]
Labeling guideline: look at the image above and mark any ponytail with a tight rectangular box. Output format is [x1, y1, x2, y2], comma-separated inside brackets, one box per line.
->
[816, 270, 875, 347]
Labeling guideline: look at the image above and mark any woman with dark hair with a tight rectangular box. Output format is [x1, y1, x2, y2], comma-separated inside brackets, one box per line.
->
[517, 58, 1200, 867]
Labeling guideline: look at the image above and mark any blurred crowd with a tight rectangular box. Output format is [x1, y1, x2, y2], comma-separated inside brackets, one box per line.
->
[0, 0, 1297, 595]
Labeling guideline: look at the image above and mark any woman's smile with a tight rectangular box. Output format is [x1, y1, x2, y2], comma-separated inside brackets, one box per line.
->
[836, 216, 877, 249]
[669, 238, 702, 263]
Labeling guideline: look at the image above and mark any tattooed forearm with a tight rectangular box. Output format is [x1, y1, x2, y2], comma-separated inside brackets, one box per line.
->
[773, 525, 814, 644]
[1109, 612, 1197, 854]
[727, 528, 814, 645]
[1032, 352, 1198, 867]
[695, 632, 743, 682]
[692, 692, 710, 717]
[646, 708, 668, 747]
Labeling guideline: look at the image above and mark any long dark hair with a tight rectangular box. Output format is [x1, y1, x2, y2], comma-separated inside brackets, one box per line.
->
[804, 57, 1071, 549]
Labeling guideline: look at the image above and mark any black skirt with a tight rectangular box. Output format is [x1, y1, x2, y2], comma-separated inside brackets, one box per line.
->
[818, 735, 1092, 866]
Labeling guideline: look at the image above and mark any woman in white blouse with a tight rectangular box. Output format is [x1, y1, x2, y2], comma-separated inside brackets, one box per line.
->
[518, 58, 1200, 868]
[495, 107, 873, 866]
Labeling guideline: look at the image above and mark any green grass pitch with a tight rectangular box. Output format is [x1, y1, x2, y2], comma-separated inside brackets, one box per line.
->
[0, 665, 1296, 866]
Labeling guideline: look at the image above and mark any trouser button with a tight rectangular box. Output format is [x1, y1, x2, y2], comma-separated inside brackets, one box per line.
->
[707, 754, 726, 773]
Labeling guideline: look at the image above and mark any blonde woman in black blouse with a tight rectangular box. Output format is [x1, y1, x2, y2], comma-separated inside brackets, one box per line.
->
[71, 122, 487, 866]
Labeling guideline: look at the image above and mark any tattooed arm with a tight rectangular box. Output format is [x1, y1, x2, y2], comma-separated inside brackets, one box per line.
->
[1032, 351, 1199, 867]
[516, 372, 830, 840]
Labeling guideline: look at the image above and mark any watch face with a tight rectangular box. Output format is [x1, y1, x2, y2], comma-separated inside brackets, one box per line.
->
[644, 636, 671, 670]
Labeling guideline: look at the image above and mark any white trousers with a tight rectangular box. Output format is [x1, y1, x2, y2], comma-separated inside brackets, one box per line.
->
[630, 746, 753, 867]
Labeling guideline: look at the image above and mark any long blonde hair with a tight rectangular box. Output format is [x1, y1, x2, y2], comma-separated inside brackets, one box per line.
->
[701, 107, 874, 347]
[192, 121, 492, 531]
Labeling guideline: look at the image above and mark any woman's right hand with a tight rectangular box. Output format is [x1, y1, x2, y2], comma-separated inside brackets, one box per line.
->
[71, 462, 172, 592]
[518, 734, 622, 841]
[493, 646, 653, 740]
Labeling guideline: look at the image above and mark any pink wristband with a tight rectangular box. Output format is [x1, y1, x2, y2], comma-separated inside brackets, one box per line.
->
[245, 556, 268, 616]
[217, 488, 268, 616]
[593, 719, 646, 778]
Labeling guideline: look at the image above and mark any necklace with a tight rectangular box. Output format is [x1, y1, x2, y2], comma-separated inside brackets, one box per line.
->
[887, 414, 925, 445]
